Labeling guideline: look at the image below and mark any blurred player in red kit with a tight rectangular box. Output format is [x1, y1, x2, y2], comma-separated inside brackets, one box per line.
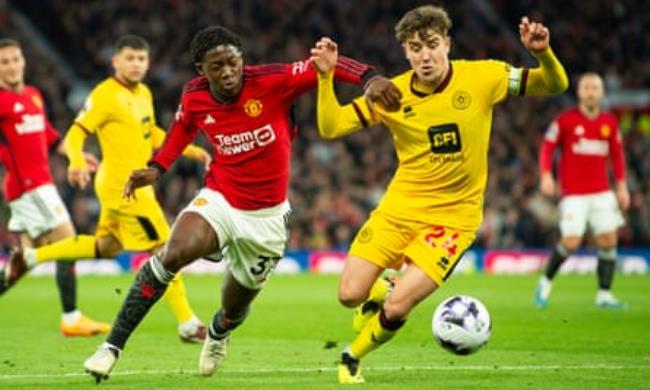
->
[535, 72, 629, 309]
[0, 38, 109, 335]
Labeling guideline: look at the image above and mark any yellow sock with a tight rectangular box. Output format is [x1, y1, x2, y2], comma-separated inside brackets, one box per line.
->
[34, 235, 96, 263]
[350, 311, 401, 359]
[163, 273, 194, 324]
[367, 278, 390, 303]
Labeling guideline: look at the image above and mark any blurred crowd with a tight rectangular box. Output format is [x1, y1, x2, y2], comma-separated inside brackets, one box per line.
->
[2, 0, 649, 250]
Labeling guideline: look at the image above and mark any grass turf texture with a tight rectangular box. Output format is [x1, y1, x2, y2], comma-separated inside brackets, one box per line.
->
[0, 273, 648, 389]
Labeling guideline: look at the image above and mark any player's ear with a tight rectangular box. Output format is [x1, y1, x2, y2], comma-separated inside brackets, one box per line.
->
[444, 36, 451, 54]
[195, 63, 204, 75]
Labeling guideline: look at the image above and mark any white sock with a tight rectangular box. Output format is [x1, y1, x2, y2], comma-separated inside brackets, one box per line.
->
[179, 315, 201, 333]
[62, 309, 82, 325]
[24, 248, 38, 268]
[597, 289, 614, 301]
[539, 276, 552, 298]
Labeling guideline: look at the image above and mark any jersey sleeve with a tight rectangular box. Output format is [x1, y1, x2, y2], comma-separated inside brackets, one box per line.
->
[477, 60, 522, 105]
[281, 56, 376, 100]
[608, 116, 626, 182]
[539, 117, 562, 173]
[149, 98, 200, 172]
[74, 88, 110, 133]
[45, 120, 60, 148]
[317, 71, 379, 139]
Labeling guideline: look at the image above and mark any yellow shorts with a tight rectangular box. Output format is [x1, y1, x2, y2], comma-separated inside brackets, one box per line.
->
[349, 211, 475, 286]
[96, 194, 170, 251]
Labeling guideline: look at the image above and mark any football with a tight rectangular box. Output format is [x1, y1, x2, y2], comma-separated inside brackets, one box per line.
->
[432, 295, 491, 355]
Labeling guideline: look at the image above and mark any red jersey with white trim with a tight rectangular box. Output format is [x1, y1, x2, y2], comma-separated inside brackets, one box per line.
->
[151, 57, 373, 210]
[0, 85, 59, 201]
[539, 107, 626, 196]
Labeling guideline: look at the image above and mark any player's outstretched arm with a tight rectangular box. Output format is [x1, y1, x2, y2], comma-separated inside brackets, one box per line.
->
[152, 125, 211, 170]
[312, 38, 375, 139]
[64, 124, 94, 189]
[518, 16, 569, 96]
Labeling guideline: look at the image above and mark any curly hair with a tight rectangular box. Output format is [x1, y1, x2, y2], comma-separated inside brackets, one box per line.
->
[190, 25, 242, 64]
[395, 5, 452, 43]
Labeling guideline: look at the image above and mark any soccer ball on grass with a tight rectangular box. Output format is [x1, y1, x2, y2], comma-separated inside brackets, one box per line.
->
[432, 295, 491, 355]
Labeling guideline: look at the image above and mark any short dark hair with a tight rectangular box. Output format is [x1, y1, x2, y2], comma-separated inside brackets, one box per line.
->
[0, 38, 21, 50]
[115, 34, 149, 52]
[190, 25, 242, 64]
[395, 5, 452, 43]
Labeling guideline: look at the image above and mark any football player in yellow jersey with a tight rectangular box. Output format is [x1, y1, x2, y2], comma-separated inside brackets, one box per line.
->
[8, 35, 211, 342]
[311, 5, 568, 384]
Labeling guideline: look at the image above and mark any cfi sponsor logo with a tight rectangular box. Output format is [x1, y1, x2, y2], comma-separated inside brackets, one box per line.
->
[244, 99, 263, 117]
[192, 197, 208, 206]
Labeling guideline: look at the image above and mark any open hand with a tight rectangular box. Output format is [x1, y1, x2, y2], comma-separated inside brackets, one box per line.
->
[123, 168, 159, 200]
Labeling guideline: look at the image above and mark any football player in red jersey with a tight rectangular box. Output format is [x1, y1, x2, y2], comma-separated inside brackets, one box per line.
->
[0, 39, 110, 336]
[83, 25, 401, 382]
[535, 72, 630, 309]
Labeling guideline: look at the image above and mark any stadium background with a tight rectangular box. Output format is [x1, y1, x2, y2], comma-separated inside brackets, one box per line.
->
[0, 0, 649, 275]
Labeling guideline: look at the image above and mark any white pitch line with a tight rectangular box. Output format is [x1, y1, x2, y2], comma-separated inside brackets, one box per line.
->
[0, 364, 648, 380]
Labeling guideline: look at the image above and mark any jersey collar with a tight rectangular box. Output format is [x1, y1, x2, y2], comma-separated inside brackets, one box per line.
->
[410, 63, 453, 98]
[111, 76, 140, 93]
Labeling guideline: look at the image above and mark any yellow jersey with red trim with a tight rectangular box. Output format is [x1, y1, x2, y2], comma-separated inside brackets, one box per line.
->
[73, 77, 166, 205]
[320, 59, 525, 231]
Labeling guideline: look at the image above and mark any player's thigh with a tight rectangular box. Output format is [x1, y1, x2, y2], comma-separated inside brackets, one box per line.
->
[403, 225, 475, 288]
[588, 191, 623, 237]
[383, 263, 438, 320]
[115, 197, 171, 252]
[159, 211, 219, 272]
[48, 221, 76, 240]
[8, 184, 71, 240]
[558, 195, 589, 238]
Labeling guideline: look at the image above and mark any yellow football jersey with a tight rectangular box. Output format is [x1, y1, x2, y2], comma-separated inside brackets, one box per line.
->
[74, 78, 166, 206]
[322, 60, 523, 231]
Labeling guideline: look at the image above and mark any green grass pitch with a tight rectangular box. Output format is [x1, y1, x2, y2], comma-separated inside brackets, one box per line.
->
[0, 273, 648, 389]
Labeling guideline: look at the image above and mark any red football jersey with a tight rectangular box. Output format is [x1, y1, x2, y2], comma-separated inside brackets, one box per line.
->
[539, 107, 626, 196]
[0, 85, 59, 201]
[152, 57, 373, 210]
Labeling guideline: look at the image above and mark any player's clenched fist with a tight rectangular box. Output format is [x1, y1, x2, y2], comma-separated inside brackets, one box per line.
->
[310, 37, 338, 74]
[123, 168, 159, 200]
[519, 16, 550, 53]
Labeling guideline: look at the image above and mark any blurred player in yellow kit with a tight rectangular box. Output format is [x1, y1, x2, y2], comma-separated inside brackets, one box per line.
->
[311, 5, 569, 383]
[6, 35, 210, 342]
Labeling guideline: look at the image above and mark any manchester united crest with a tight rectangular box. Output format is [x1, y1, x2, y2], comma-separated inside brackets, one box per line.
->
[600, 124, 611, 138]
[32, 95, 43, 109]
[244, 99, 263, 117]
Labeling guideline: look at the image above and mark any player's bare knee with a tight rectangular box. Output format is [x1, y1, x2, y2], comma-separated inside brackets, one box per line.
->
[561, 237, 581, 253]
[96, 236, 121, 258]
[383, 296, 413, 321]
[338, 285, 366, 308]
[158, 246, 192, 272]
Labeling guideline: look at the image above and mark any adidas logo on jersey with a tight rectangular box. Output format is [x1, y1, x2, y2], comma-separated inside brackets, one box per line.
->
[204, 114, 216, 124]
[13, 102, 24, 113]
